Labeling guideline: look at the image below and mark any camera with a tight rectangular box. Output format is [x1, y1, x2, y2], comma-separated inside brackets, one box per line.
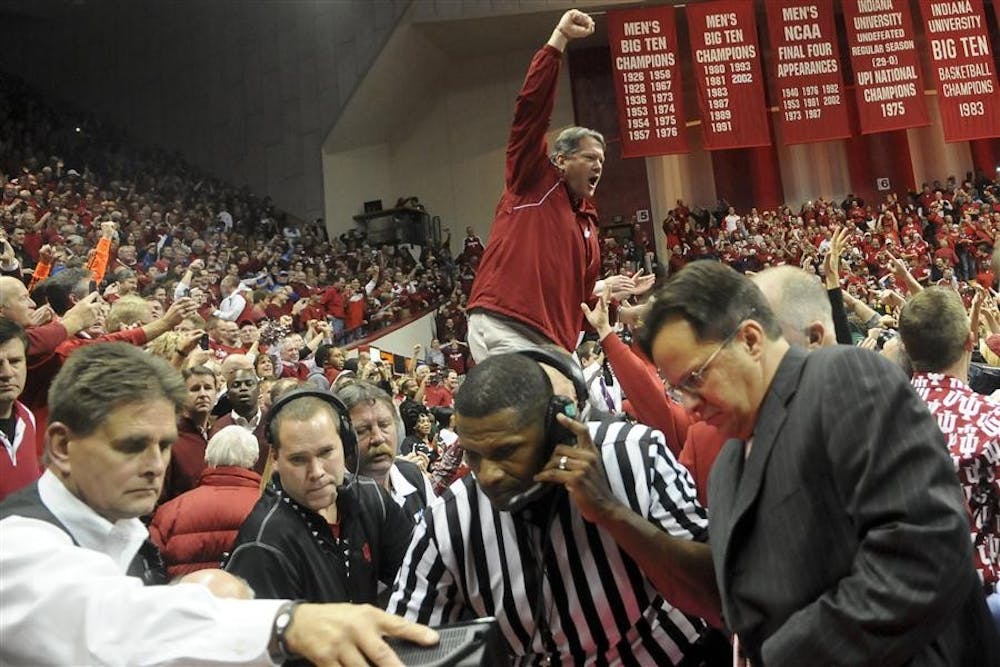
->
[876, 328, 897, 350]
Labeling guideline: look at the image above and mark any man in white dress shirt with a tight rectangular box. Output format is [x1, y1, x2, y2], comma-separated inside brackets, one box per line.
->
[0, 342, 436, 666]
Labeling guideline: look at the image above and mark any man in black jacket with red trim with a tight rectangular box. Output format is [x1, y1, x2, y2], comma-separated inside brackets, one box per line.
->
[225, 391, 412, 604]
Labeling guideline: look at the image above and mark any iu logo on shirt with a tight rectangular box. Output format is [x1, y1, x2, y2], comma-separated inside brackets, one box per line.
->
[362, 542, 372, 563]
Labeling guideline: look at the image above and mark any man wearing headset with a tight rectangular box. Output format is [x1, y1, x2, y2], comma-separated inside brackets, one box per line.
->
[225, 389, 414, 605]
[387, 349, 724, 664]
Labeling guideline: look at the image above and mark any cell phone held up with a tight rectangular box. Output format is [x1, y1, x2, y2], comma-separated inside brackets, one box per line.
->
[546, 395, 578, 454]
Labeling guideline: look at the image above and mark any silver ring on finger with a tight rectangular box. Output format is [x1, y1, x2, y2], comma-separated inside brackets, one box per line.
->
[558, 455, 569, 471]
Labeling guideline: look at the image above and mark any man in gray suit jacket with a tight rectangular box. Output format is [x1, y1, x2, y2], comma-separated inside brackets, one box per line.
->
[636, 261, 999, 666]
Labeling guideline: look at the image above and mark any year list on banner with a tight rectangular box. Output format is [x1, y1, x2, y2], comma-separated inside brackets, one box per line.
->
[687, 0, 771, 150]
[607, 6, 689, 157]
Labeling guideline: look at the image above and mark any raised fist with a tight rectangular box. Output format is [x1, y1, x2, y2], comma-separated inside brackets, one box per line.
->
[556, 9, 595, 40]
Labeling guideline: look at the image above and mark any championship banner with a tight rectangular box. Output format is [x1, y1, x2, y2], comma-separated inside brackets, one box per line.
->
[765, 0, 851, 145]
[917, 0, 1000, 141]
[607, 7, 689, 157]
[686, 0, 771, 150]
[842, 0, 929, 133]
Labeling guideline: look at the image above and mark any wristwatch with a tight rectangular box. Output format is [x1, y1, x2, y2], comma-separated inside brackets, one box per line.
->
[268, 600, 302, 663]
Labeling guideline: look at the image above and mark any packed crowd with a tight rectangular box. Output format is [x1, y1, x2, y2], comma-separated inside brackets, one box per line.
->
[659, 177, 1000, 315]
[0, 71, 474, 354]
[2, 7, 1000, 666]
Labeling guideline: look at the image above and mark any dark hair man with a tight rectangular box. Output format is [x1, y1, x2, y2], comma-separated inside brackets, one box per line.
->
[0, 319, 38, 501]
[161, 365, 218, 502]
[465, 10, 651, 362]
[388, 352, 720, 664]
[678, 265, 839, 505]
[636, 261, 998, 665]
[900, 286, 1000, 617]
[0, 344, 437, 664]
[225, 391, 413, 605]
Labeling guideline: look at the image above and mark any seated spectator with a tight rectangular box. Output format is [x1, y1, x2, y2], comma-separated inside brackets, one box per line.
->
[576, 339, 622, 416]
[423, 369, 458, 408]
[150, 425, 262, 577]
[0, 320, 39, 502]
[423, 338, 445, 367]
[225, 390, 413, 603]
[440, 336, 470, 376]
[399, 412, 437, 470]
[105, 295, 152, 332]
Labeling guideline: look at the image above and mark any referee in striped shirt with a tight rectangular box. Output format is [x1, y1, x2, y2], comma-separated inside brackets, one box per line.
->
[387, 351, 724, 665]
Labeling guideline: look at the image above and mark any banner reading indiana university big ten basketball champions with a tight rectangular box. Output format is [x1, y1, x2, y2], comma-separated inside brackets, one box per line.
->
[687, 0, 771, 150]
[842, 0, 929, 133]
[918, 0, 1000, 141]
[607, 6, 688, 157]
[765, 0, 851, 144]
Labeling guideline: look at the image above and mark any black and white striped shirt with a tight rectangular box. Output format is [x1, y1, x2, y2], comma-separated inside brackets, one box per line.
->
[387, 420, 709, 665]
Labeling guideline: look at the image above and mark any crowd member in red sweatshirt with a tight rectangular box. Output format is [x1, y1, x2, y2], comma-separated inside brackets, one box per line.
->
[161, 365, 218, 503]
[0, 319, 39, 502]
[466, 9, 651, 362]
[580, 287, 690, 457]
[150, 425, 262, 578]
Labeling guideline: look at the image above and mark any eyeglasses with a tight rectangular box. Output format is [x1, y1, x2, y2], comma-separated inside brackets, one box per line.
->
[673, 313, 753, 398]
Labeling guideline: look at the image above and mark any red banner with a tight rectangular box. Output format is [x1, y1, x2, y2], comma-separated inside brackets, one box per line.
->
[918, 0, 1000, 141]
[842, 0, 929, 133]
[607, 7, 688, 157]
[765, 0, 851, 145]
[687, 0, 771, 150]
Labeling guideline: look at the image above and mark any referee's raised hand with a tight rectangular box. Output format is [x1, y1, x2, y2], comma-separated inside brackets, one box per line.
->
[534, 413, 618, 525]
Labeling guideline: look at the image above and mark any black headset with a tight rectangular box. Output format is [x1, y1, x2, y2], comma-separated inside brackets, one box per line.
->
[514, 347, 587, 462]
[263, 388, 360, 485]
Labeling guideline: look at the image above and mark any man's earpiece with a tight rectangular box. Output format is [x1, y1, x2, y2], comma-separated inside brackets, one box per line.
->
[541, 395, 578, 462]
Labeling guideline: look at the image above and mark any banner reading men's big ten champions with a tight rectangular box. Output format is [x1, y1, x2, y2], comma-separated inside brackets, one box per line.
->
[918, 0, 1000, 141]
[607, 7, 688, 157]
[687, 0, 771, 150]
[842, 0, 929, 133]
[765, 0, 851, 145]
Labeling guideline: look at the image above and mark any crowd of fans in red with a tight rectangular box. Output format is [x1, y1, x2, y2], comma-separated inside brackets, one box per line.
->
[6, 62, 1000, 542]
[0, 73, 482, 355]
[655, 181, 1000, 320]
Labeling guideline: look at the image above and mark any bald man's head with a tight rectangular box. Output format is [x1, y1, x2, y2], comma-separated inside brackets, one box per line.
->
[751, 266, 835, 349]
[0, 277, 36, 326]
